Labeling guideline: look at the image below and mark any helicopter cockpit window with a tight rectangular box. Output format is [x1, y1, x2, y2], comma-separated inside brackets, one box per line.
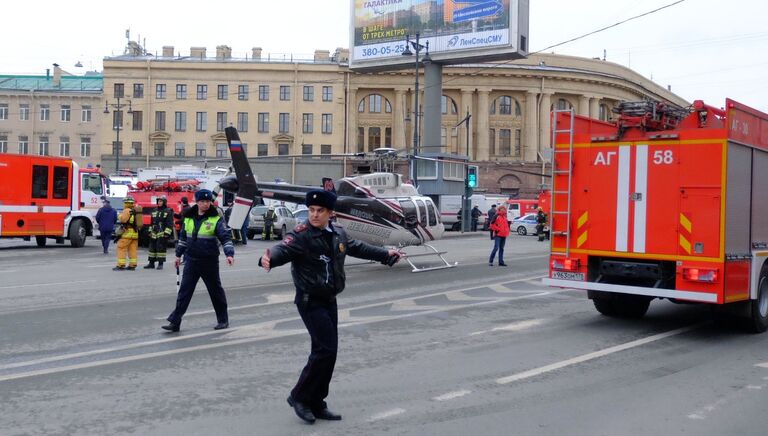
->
[398, 199, 418, 229]
[416, 200, 427, 226]
[426, 200, 437, 226]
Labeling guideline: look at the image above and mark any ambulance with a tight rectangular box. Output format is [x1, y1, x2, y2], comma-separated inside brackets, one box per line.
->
[542, 99, 768, 332]
[0, 154, 108, 247]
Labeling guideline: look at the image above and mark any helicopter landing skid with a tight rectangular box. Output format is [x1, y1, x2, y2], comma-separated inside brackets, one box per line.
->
[401, 243, 458, 273]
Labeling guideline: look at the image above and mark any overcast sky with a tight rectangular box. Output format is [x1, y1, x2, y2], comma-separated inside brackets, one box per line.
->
[4, 0, 767, 112]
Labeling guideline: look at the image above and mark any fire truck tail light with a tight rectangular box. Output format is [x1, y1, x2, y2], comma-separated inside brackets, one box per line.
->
[682, 267, 718, 283]
[551, 258, 580, 271]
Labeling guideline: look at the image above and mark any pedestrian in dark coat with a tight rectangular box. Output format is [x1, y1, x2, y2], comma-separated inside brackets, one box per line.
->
[259, 190, 402, 424]
[96, 199, 118, 254]
[471, 206, 482, 232]
[486, 204, 497, 238]
[162, 189, 235, 332]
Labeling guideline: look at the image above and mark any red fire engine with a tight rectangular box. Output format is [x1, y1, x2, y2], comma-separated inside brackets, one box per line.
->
[127, 178, 204, 246]
[543, 99, 768, 332]
[0, 154, 108, 247]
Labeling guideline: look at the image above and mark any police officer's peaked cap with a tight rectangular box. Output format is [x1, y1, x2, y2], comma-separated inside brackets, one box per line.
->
[305, 189, 336, 210]
[195, 189, 215, 202]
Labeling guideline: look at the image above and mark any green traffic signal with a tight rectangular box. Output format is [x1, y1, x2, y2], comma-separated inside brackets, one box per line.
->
[467, 166, 478, 188]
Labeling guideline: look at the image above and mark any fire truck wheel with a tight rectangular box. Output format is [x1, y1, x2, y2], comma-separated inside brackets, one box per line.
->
[35, 236, 47, 247]
[592, 292, 650, 319]
[748, 269, 768, 333]
[69, 220, 86, 247]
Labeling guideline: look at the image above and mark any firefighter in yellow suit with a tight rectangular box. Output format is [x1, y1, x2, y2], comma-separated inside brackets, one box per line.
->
[113, 196, 142, 271]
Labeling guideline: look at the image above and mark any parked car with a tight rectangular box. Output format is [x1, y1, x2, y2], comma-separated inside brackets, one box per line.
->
[292, 208, 308, 225]
[511, 214, 539, 236]
[247, 205, 296, 239]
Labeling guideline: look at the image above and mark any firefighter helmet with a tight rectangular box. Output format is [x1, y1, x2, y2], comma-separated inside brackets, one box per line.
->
[124, 196, 135, 204]
[156, 195, 167, 204]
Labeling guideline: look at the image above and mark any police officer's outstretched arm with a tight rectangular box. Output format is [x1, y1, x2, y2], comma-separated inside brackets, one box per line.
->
[347, 237, 402, 266]
[215, 218, 235, 265]
[259, 230, 305, 271]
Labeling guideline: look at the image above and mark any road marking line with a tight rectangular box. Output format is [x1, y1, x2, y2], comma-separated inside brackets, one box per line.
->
[0, 270, 18, 274]
[433, 389, 471, 401]
[368, 408, 405, 421]
[153, 293, 295, 319]
[0, 279, 96, 290]
[755, 361, 768, 369]
[469, 319, 544, 336]
[496, 323, 705, 385]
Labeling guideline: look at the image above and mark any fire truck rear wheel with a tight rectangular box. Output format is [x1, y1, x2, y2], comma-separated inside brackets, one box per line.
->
[35, 236, 47, 247]
[69, 220, 86, 247]
[748, 269, 768, 333]
[592, 292, 651, 319]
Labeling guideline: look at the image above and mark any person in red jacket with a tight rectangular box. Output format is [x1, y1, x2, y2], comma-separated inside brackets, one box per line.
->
[489, 206, 510, 266]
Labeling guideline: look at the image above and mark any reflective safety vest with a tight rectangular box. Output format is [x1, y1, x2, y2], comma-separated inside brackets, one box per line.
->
[119, 208, 140, 239]
[184, 215, 221, 239]
[150, 208, 174, 238]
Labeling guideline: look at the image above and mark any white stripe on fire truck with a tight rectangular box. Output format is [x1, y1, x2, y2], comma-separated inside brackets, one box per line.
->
[633, 145, 648, 253]
[615, 145, 630, 252]
[0, 206, 72, 213]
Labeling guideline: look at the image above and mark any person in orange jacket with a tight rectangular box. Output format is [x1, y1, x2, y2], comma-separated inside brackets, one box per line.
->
[488, 205, 510, 266]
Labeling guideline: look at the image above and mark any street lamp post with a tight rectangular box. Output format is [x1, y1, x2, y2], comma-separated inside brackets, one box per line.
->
[456, 110, 472, 232]
[402, 33, 431, 188]
[104, 96, 132, 175]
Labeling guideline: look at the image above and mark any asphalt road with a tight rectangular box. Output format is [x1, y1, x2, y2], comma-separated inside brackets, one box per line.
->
[1, 233, 767, 435]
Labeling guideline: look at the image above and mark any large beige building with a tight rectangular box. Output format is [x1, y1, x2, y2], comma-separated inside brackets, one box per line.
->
[0, 66, 103, 169]
[101, 43, 687, 195]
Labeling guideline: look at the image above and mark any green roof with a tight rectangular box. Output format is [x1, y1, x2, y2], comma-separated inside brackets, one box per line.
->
[0, 74, 103, 92]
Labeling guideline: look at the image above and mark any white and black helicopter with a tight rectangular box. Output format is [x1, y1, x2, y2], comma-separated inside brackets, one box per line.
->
[218, 126, 457, 272]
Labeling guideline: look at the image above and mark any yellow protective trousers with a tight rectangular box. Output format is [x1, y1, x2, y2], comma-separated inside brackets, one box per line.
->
[116, 238, 139, 268]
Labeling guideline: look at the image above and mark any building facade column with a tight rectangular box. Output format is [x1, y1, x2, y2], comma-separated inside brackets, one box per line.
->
[538, 92, 552, 155]
[589, 96, 600, 120]
[524, 91, 538, 162]
[394, 89, 406, 149]
[476, 89, 490, 161]
[578, 95, 590, 117]
[347, 87, 358, 153]
[460, 89, 474, 158]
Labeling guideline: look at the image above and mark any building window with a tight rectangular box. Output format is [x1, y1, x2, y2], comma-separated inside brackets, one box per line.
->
[0, 103, 8, 119]
[238, 85, 249, 100]
[80, 137, 90, 157]
[217, 112, 227, 131]
[133, 83, 144, 98]
[0, 135, 7, 153]
[368, 127, 381, 151]
[197, 84, 207, 100]
[38, 136, 49, 155]
[174, 111, 186, 131]
[301, 143, 313, 155]
[385, 127, 392, 147]
[218, 85, 228, 100]
[369, 94, 382, 113]
[385, 100, 392, 113]
[257, 143, 268, 156]
[357, 127, 364, 153]
[303, 86, 314, 101]
[59, 137, 70, 156]
[81, 105, 92, 122]
[112, 141, 122, 156]
[154, 142, 165, 156]
[155, 111, 166, 131]
[196, 112, 207, 132]
[499, 129, 511, 155]
[278, 144, 289, 155]
[131, 141, 142, 156]
[258, 112, 269, 133]
[279, 85, 290, 101]
[19, 136, 29, 154]
[441, 96, 457, 114]
[114, 83, 125, 98]
[20, 104, 30, 120]
[195, 142, 206, 157]
[40, 104, 50, 121]
[358, 99, 365, 113]
[514, 129, 522, 156]
[176, 84, 187, 100]
[279, 113, 289, 133]
[556, 98, 572, 111]
[321, 144, 332, 155]
[441, 127, 447, 149]
[215, 143, 227, 157]
[237, 112, 248, 132]
[156, 84, 166, 99]
[489, 128, 495, 155]
[415, 160, 437, 179]
[132, 111, 142, 131]
[322, 86, 332, 102]
[112, 110, 123, 130]
[259, 85, 269, 101]
[175, 142, 185, 157]
[321, 114, 332, 134]
[302, 113, 313, 133]
[599, 104, 609, 121]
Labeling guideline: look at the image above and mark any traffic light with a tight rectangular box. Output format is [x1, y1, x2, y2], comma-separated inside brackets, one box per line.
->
[467, 165, 478, 188]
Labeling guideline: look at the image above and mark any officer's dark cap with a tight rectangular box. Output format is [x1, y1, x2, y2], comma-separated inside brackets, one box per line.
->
[195, 189, 214, 202]
[306, 190, 336, 210]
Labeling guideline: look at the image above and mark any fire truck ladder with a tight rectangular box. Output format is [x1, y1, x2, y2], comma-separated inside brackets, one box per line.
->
[550, 109, 575, 257]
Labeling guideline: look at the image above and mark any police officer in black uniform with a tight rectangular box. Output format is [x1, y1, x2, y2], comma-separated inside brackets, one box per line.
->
[259, 190, 401, 424]
[162, 189, 235, 332]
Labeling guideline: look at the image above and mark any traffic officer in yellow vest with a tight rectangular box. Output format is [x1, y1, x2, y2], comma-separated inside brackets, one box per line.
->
[162, 189, 235, 332]
[144, 196, 174, 270]
[113, 196, 142, 271]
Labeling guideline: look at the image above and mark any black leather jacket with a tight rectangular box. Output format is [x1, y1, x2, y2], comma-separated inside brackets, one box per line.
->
[265, 223, 389, 299]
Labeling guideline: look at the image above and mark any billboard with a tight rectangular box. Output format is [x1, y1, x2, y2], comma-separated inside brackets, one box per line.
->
[349, 0, 529, 71]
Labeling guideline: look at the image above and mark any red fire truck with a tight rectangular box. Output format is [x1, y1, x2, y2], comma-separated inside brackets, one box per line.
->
[543, 99, 768, 332]
[0, 154, 108, 247]
[127, 179, 204, 246]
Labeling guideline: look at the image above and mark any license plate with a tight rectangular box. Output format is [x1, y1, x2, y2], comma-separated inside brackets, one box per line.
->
[551, 271, 584, 281]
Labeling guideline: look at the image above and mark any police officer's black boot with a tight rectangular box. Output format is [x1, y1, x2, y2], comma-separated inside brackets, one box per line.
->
[156, 261, 164, 270]
[143, 261, 155, 269]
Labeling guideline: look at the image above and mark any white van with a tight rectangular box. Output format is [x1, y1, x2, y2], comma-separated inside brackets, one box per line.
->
[438, 194, 501, 231]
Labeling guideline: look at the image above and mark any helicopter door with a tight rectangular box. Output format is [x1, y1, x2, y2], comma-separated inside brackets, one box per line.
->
[398, 199, 418, 229]
[415, 199, 428, 226]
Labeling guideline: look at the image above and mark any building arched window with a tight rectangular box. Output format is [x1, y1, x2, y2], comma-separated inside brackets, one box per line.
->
[358, 94, 392, 114]
[599, 103, 610, 121]
[555, 98, 573, 111]
[441, 95, 458, 114]
[491, 95, 522, 116]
